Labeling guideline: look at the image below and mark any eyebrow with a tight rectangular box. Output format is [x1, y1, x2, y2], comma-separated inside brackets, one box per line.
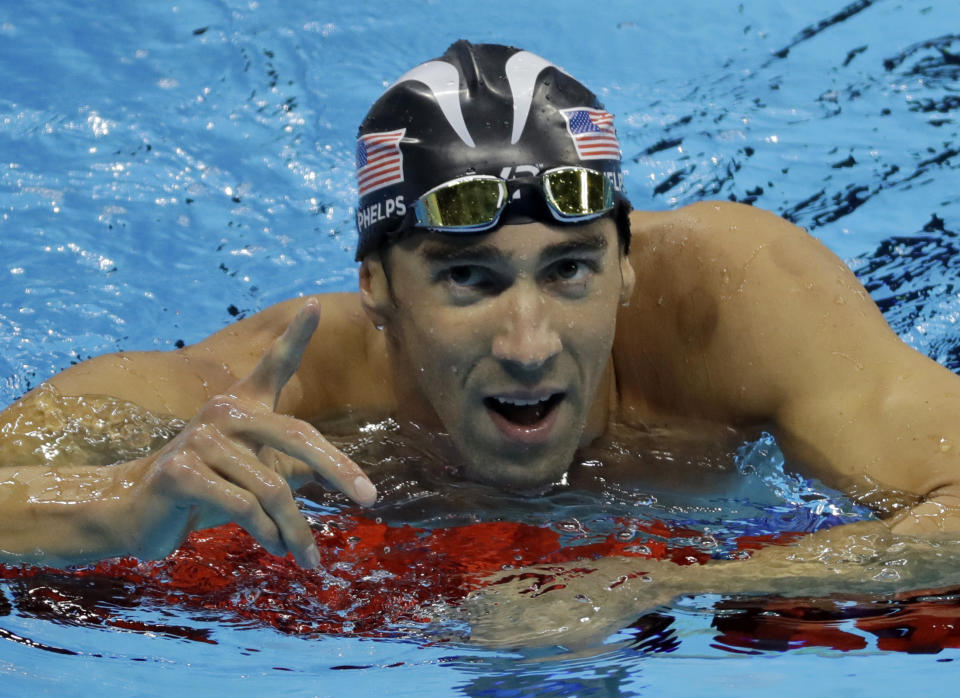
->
[542, 233, 609, 260]
[420, 241, 507, 266]
[419, 231, 609, 266]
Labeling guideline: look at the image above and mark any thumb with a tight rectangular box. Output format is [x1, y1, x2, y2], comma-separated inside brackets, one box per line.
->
[236, 300, 320, 409]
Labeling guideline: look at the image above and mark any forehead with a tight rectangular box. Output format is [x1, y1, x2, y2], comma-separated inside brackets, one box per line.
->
[394, 218, 618, 264]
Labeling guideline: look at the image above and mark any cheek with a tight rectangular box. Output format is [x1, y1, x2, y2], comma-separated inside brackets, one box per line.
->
[400, 309, 482, 391]
[409, 312, 481, 362]
[566, 292, 621, 358]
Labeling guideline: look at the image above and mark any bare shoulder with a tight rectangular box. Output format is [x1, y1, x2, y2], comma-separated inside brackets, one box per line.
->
[615, 201, 898, 423]
[186, 292, 367, 373]
[189, 292, 393, 421]
[40, 292, 390, 422]
[291, 292, 396, 422]
[628, 200, 841, 274]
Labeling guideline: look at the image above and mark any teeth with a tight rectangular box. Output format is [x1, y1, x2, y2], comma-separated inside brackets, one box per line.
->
[495, 396, 548, 406]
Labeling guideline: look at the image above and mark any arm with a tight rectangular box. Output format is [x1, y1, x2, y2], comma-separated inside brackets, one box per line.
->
[619, 201, 960, 531]
[0, 297, 380, 568]
[466, 518, 960, 649]
[465, 204, 960, 649]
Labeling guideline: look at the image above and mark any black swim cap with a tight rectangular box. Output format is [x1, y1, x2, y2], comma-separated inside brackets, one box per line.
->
[354, 40, 630, 260]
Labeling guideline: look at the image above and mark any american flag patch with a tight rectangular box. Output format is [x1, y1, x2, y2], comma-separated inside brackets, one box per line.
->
[356, 129, 405, 196]
[559, 108, 620, 161]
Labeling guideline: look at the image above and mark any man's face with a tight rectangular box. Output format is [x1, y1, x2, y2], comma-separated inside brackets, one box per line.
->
[369, 217, 633, 492]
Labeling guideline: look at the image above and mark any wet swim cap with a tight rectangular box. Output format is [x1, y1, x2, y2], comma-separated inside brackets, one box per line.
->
[354, 40, 630, 260]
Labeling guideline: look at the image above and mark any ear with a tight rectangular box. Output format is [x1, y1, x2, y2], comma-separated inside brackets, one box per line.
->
[618, 254, 636, 307]
[359, 254, 393, 328]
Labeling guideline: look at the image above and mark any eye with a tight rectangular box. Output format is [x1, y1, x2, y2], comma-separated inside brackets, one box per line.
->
[545, 259, 596, 285]
[554, 260, 585, 280]
[448, 265, 482, 286]
[437, 265, 501, 296]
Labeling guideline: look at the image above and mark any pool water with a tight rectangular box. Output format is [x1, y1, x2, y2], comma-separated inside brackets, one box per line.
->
[2, 0, 960, 694]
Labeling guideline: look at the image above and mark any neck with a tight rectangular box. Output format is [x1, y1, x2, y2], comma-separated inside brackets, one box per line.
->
[582, 358, 615, 447]
[384, 331, 446, 430]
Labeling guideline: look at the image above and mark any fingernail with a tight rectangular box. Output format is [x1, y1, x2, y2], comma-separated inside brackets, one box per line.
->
[305, 545, 321, 569]
[353, 476, 377, 506]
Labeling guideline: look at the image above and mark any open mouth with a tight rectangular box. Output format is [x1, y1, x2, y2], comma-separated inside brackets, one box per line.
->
[483, 393, 565, 427]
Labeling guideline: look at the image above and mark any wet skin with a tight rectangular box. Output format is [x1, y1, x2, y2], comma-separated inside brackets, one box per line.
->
[359, 217, 635, 492]
[9, 201, 960, 571]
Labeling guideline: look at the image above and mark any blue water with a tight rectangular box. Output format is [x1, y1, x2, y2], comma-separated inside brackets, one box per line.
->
[2, 0, 960, 694]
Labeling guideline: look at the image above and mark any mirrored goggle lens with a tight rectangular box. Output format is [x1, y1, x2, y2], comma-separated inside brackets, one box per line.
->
[542, 168, 614, 220]
[415, 177, 507, 230]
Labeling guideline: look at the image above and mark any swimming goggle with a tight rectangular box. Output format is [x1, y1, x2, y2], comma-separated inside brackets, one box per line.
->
[406, 166, 616, 233]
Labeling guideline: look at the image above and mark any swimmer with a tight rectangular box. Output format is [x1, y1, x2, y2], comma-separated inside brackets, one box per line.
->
[3, 40, 960, 586]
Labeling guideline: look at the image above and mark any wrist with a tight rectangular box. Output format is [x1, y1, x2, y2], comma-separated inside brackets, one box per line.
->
[0, 462, 142, 567]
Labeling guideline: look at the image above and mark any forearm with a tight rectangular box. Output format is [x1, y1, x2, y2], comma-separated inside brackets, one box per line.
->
[0, 386, 180, 566]
[643, 510, 960, 603]
[887, 489, 960, 535]
[0, 462, 137, 567]
[708, 520, 914, 597]
[466, 515, 960, 648]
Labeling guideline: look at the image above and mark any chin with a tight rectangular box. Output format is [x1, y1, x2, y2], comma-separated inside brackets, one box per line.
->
[458, 450, 575, 494]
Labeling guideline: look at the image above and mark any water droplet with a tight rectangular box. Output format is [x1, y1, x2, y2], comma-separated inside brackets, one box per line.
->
[873, 567, 901, 581]
[940, 437, 952, 452]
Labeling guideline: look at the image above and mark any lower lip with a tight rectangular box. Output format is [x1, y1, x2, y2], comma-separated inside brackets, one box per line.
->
[485, 399, 563, 445]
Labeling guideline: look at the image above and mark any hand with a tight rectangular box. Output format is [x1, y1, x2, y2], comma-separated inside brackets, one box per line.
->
[463, 557, 685, 649]
[115, 300, 376, 568]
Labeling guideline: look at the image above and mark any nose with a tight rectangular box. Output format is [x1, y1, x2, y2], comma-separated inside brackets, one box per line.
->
[491, 287, 562, 370]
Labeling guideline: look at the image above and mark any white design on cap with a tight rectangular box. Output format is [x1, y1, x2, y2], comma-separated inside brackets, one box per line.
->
[392, 61, 476, 148]
[505, 51, 571, 145]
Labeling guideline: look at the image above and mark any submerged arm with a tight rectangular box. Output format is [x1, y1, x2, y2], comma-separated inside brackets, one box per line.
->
[465, 517, 960, 649]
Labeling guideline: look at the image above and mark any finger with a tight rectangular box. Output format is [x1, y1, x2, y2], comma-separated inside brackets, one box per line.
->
[258, 446, 315, 490]
[237, 300, 320, 407]
[199, 392, 377, 506]
[192, 428, 322, 568]
[237, 412, 377, 507]
[157, 449, 288, 560]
